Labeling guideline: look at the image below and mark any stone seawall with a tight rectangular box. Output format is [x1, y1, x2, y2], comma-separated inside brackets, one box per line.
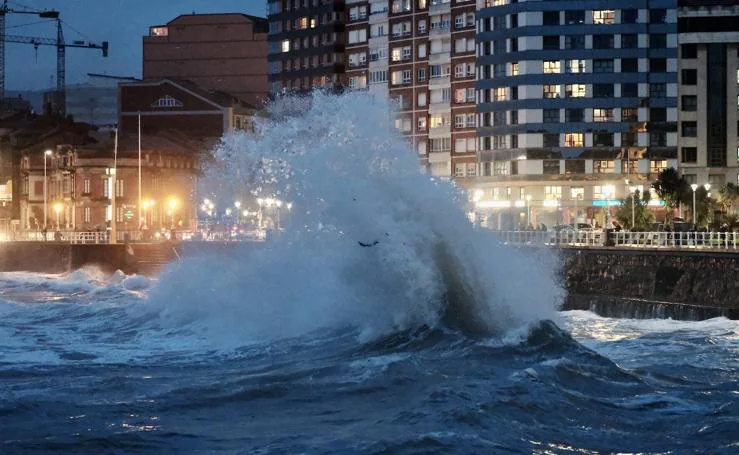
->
[0, 242, 737, 320]
[560, 248, 739, 319]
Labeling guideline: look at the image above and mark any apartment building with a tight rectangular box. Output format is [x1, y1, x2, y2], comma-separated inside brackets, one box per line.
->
[267, 0, 348, 92]
[144, 14, 269, 105]
[267, 0, 476, 178]
[475, 0, 678, 229]
[677, 0, 739, 188]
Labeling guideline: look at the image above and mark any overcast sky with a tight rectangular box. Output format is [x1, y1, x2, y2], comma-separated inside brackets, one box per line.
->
[5, 0, 264, 91]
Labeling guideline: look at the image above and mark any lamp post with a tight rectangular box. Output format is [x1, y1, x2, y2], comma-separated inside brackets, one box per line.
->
[275, 200, 283, 230]
[691, 183, 698, 227]
[43, 149, 52, 230]
[525, 194, 532, 227]
[257, 198, 264, 230]
[53, 202, 63, 230]
[110, 127, 118, 244]
[234, 201, 241, 227]
[168, 198, 178, 229]
[630, 186, 638, 230]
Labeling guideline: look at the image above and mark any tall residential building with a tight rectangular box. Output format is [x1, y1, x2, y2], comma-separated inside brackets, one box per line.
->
[677, 0, 739, 188]
[144, 14, 269, 105]
[474, 0, 679, 230]
[267, 0, 477, 178]
[267, 0, 347, 92]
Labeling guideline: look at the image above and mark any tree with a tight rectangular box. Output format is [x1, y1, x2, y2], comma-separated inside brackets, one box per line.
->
[616, 189, 654, 231]
[652, 168, 689, 223]
[718, 183, 739, 215]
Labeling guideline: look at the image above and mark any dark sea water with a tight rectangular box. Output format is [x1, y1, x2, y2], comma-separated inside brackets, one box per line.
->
[0, 270, 736, 454]
[3, 92, 737, 454]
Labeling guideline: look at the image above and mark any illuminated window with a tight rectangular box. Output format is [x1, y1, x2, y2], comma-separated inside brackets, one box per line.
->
[543, 84, 560, 98]
[566, 84, 587, 98]
[593, 108, 614, 122]
[510, 62, 519, 76]
[543, 60, 561, 74]
[593, 10, 615, 25]
[150, 26, 168, 36]
[545, 186, 562, 200]
[566, 59, 586, 73]
[281, 40, 290, 52]
[594, 185, 615, 200]
[593, 160, 615, 174]
[571, 187, 584, 200]
[494, 87, 507, 101]
[564, 133, 584, 147]
[650, 160, 668, 173]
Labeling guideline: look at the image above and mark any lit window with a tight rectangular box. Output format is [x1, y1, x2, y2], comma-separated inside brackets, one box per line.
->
[593, 10, 615, 25]
[566, 84, 587, 98]
[564, 133, 584, 147]
[511, 62, 519, 76]
[545, 186, 562, 200]
[594, 185, 616, 200]
[494, 87, 507, 101]
[571, 187, 584, 200]
[566, 59, 586, 73]
[281, 40, 290, 52]
[650, 160, 667, 173]
[150, 26, 168, 37]
[543, 84, 561, 99]
[593, 160, 615, 174]
[593, 108, 614, 122]
[543, 60, 560, 74]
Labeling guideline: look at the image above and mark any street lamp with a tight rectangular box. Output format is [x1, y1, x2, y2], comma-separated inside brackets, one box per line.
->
[257, 198, 264, 230]
[525, 194, 532, 227]
[691, 183, 699, 227]
[234, 201, 242, 226]
[629, 186, 638, 230]
[168, 198, 178, 229]
[53, 202, 63, 230]
[43, 149, 52, 230]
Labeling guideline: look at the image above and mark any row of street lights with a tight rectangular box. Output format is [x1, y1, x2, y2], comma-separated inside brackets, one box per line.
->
[201, 197, 293, 231]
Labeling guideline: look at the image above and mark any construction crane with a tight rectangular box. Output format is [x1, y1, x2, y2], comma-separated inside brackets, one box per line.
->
[0, 0, 109, 116]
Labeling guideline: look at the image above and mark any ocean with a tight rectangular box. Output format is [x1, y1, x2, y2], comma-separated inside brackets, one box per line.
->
[0, 92, 736, 454]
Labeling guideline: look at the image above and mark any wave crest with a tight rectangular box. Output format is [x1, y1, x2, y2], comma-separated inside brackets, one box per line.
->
[146, 91, 563, 344]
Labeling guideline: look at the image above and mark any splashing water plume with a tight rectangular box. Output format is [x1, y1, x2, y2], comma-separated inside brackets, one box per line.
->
[149, 91, 563, 344]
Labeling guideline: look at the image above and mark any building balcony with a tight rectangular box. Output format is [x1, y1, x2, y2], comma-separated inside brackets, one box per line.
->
[428, 52, 451, 64]
[428, 125, 451, 137]
[391, 31, 412, 39]
[428, 101, 451, 113]
[428, 150, 451, 163]
[429, 1, 451, 14]
[369, 10, 388, 24]
[428, 75, 451, 87]
[429, 25, 451, 37]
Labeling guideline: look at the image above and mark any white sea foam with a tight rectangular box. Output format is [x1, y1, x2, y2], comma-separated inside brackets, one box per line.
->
[145, 91, 564, 345]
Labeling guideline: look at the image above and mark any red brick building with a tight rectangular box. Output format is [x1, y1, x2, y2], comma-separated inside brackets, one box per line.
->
[118, 78, 255, 137]
[144, 13, 269, 105]
[19, 130, 212, 236]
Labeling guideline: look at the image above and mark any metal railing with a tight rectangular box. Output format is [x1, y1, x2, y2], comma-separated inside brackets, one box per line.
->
[1, 229, 266, 244]
[490, 230, 739, 250]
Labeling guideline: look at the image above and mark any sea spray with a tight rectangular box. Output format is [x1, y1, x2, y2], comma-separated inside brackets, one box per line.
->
[147, 91, 563, 343]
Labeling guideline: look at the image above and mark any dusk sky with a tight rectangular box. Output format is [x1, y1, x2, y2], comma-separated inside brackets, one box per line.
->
[5, 0, 263, 91]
